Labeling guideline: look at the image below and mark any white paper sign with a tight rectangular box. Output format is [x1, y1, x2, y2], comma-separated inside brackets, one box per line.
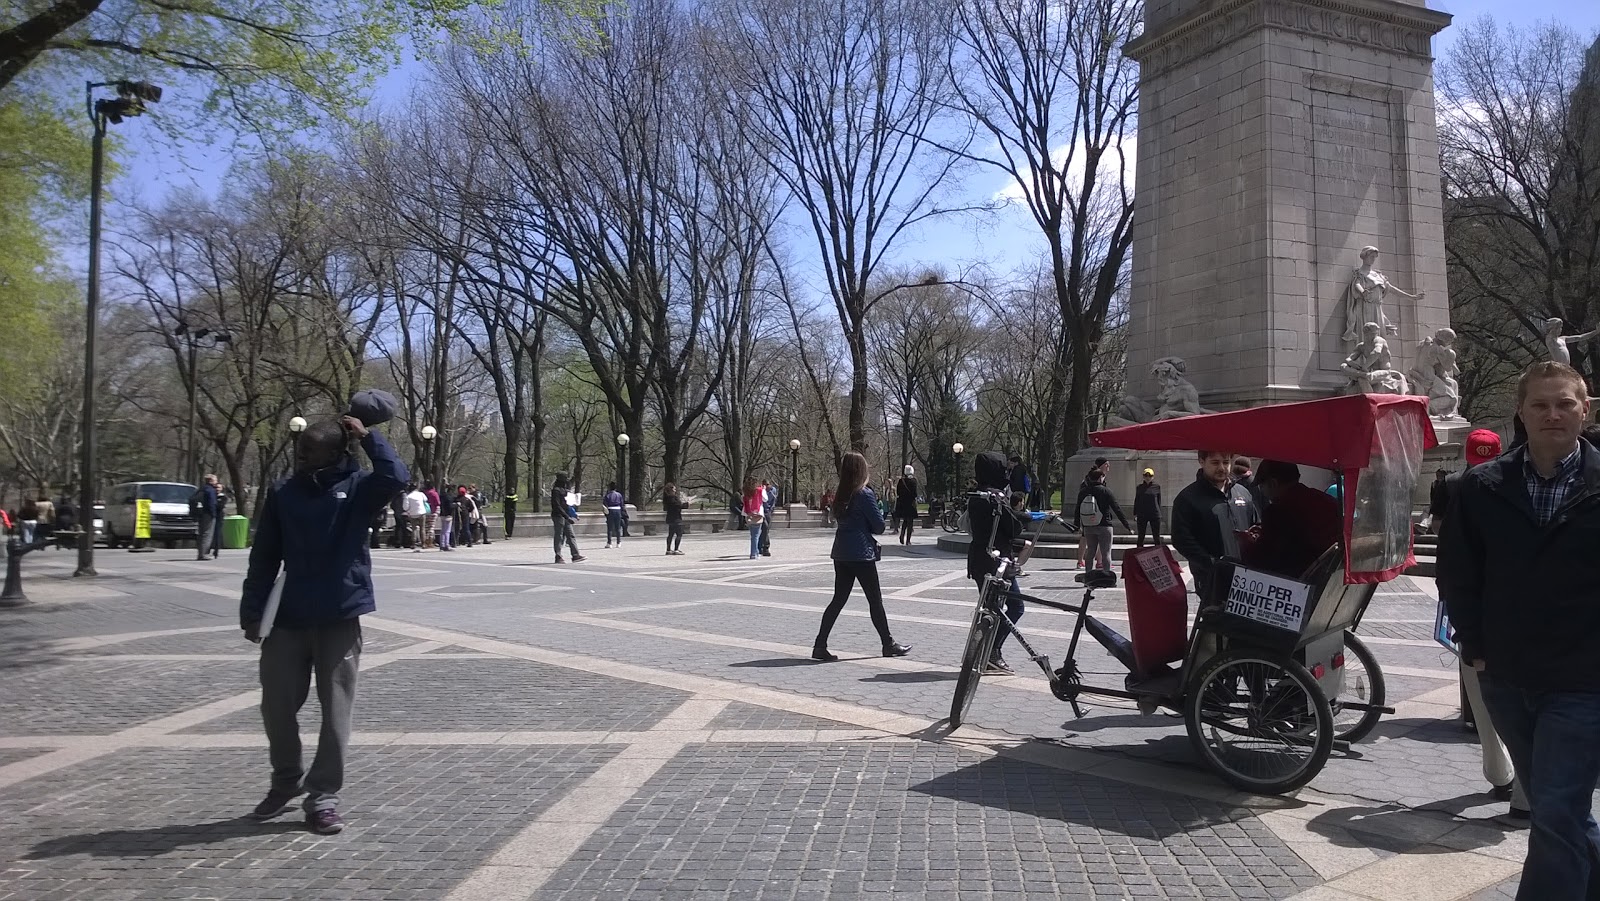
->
[1225, 567, 1311, 632]
[1135, 549, 1180, 593]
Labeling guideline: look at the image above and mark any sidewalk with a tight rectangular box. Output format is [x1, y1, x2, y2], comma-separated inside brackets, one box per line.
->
[0, 534, 1536, 899]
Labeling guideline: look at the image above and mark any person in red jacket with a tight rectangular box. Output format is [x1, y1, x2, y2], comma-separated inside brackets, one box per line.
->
[1242, 460, 1341, 580]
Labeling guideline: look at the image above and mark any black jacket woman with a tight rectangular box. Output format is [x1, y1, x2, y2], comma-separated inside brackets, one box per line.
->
[895, 466, 920, 545]
[812, 452, 912, 661]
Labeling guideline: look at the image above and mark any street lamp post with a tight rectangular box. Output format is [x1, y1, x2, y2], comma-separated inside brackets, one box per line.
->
[789, 439, 800, 506]
[77, 79, 161, 578]
[420, 425, 437, 483]
[616, 433, 630, 499]
[288, 417, 307, 473]
[176, 322, 231, 485]
[951, 442, 965, 504]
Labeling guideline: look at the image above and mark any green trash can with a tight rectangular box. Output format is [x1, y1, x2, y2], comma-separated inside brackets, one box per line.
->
[223, 515, 250, 549]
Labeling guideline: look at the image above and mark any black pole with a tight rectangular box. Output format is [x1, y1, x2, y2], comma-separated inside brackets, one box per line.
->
[790, 449, 798, 507]
[75, 106, 106, 578]
[186, 338, 198, 485]
[2, 539, 32, 606]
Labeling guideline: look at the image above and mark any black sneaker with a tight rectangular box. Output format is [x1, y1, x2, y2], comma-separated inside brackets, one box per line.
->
[555, 556, 566, 564]
[985, 657, 1015, 675]
[882, 642, 912, 658]
[251, 787, 304, 820]
[307, 808, 345, 835]
[571, 554, 587, 562]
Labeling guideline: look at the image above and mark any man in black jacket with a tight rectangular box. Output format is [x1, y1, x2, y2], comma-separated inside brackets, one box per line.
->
[1074, 470, 1130, 570]
[240, 413, 408, 835]
[1439, 361, 1600, 900]
[968, 451, 1036, 675]
[1133, 468, 1162, 547]
[1171, 450, 1259, 604]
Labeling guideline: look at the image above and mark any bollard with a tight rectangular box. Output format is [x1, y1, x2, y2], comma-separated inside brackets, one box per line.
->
[1, 537, 32, 607]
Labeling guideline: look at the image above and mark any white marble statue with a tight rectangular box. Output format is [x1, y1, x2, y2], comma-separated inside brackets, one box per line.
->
[1541, 317, 1600, 365]
[1408, 327, 1463, 420]
[1342, 246, 1424, 344]
[1341, 322, 1410, 395]
[1111, 356, 1215, 426]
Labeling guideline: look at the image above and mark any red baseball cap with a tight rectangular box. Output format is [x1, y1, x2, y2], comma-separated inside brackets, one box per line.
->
[1466, 429, 1502, 466]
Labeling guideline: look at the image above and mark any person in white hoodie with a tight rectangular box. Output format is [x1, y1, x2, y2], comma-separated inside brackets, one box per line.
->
[402, 482, 428, 552]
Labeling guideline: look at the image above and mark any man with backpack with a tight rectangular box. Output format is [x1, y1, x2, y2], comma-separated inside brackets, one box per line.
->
[192, 475, 221, 561]
[1073, 470, 1131, 571]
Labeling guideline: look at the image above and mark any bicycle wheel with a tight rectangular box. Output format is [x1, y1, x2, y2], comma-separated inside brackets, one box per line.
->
[1332, 631, 1386, 744]
[942, 507, 960, 533]
[950, 610, 999, 728]
[1184, 650, 1333, 794]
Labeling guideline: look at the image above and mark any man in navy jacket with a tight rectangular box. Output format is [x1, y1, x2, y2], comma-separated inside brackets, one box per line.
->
[240, 414, 407, 834]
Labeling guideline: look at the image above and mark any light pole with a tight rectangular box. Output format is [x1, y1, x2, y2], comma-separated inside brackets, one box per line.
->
[616, 433, 630, 499]
[288, 417, 307, 472]
[175, 322, 231, 485]
[952, 442, 965, 502]
[77, 79, 162, 578]
[789, 439, 800, 506]
[420, 425, 437, 483]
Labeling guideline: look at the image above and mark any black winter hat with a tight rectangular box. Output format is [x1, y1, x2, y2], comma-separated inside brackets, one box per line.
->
[973, 451, 1009, 489]
[347, 389, 398, 426]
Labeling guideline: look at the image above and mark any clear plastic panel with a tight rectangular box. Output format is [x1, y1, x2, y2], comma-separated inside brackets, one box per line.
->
[1347, 405, 1423, 578]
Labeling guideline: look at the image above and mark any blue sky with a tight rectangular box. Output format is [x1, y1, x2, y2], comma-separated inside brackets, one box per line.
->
[109, 0, 1600, 283]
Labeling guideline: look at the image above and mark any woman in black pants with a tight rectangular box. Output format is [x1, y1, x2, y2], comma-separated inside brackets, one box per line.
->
[895, 465, 919, 545]
[812, 452, 912, 661]
[662, 483, 688, 555]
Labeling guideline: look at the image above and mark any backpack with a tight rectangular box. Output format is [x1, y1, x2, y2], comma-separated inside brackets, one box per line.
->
[188, 488, 206, 516]
[1078, 491, 1104, 527]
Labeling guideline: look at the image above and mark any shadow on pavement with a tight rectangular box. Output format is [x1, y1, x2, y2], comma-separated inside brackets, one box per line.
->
[1305, 801, 1514, 854]
[909, 752, 1243, 839]
[26, 817, 307, 859]
[727, 657, 828, 668]
[859, 670, 957, 684]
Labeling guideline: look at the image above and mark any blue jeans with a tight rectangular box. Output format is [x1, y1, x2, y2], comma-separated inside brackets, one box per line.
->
[1480, 672, 1600, 901]
[976, 575, 1024, 661]
[748, 522, 761, 557]
[605, 509, 623, 544]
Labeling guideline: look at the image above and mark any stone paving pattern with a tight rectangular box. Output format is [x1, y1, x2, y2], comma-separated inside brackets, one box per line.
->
[0, 536, 1546, 899]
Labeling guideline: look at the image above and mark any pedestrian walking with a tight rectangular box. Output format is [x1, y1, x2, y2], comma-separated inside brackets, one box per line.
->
[811, 452, 911, 662]
[436, 485, 457, 550]
[502, 490, 519, 539]
[1075, 458, 1109, 568]
[1074, 470, 1130, 571]
[388, 492, 407, 548]
[18, 497, 38, 546]
[33, 492, 55, 545]
[662, 483, 691, 555]
[239, 411, 407, 835]
[402, 483, 428, 552]
[758, 480, 777, 556]
[458, 487, 480, 547]
[1439, 363, 1600, 898]
[895, 465, 919, 545]
[741, 477, 765, 560]
[469, 485, 492, 544]
[604, 483, 625, 548]
[1134, 468, 1163, 547]
[1425, 469, 1449, 533]
[212, 485, 228, 556]
[193, 475, 221, 560]
[549, 474, 585, 563]
[421, 483, 440, 549]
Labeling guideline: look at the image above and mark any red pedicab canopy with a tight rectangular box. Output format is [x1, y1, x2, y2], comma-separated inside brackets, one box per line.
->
[1089, 394, 1438, 583]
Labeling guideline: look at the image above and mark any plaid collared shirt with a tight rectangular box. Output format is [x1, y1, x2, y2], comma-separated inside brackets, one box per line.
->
[1524, 445, 1584, 526]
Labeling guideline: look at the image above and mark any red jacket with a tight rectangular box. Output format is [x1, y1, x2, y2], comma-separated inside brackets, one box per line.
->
[1243, 482, 1342, 580]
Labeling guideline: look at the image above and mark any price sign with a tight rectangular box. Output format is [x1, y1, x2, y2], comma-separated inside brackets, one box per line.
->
[135, 499, 152, 540]
[1225, 566, 1311, 632]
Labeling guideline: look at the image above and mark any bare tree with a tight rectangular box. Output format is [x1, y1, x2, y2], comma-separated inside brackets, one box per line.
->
[715, 0, 969, 452]
[1439, 19, 1600, 403]
[945, 0, 1140, 500]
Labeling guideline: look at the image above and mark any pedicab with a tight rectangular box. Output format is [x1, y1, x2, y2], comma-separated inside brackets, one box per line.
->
[949, 394, 1437, 794]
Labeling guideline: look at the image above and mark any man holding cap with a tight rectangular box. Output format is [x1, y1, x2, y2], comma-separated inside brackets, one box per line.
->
[240, 391, 407, 835]
[1134, 468, 1162, 547]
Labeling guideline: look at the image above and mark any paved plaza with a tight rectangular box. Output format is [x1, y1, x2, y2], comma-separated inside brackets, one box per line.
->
[0, 531, 1543, 899]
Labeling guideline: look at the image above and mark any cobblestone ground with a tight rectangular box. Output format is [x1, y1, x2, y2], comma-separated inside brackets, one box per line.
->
[0, 531, 1541, 899]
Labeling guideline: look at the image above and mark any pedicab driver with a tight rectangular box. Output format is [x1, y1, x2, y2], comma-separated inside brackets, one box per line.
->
[1171, 450, 1260, 606]
[1242, 461, 1342, 581]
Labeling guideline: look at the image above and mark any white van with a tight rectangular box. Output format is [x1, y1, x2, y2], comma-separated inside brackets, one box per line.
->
[104, 481, 199, 548]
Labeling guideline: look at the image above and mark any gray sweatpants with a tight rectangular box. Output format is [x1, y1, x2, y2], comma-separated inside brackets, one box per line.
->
[259, 619, 362, 812]
[1084, 525, 1115, 570]
[196, 513, 216, 558]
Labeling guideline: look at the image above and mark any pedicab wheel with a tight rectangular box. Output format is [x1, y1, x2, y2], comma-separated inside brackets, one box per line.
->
[1184, 650, 1334, 794]
[950, 610, 999, 728]
[1331, 631, 1386, 744]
